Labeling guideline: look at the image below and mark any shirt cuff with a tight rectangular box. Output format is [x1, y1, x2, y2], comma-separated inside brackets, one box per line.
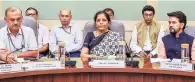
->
[150, 50, 156, 56]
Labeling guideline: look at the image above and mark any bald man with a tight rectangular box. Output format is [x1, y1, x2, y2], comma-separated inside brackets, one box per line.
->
[0, 7, 38, 63]
[49, 9, 83, 57]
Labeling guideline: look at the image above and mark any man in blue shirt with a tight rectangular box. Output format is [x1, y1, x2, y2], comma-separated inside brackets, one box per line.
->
[49, 9, 83, 57]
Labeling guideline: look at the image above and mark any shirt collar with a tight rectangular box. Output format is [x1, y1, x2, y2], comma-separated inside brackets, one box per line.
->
[6, 25, 22, 35]
[178, 31, 186, 38]
[59, 23, 73, 29]
[171, 31, 186, 39]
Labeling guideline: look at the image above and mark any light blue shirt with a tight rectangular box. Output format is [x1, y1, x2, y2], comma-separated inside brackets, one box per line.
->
[49, 23, 83, 53]
[0, 25, 38, 52]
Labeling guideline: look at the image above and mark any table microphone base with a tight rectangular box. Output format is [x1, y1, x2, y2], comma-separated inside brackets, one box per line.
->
[126, 60, 139, 68]
[65, 61, 76, 67]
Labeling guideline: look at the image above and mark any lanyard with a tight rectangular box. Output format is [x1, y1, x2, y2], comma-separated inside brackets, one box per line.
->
[62, 26, 71, 34]
[7, 28, 25, 51]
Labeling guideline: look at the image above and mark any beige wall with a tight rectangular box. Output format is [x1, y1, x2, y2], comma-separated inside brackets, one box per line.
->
[0, 0, 2, 17]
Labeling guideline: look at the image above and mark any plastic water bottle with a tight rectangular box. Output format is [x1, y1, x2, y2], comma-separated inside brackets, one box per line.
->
[58, 42, 65, 67]
[117, 41, 126, 60]
[181, 44, 189, 63]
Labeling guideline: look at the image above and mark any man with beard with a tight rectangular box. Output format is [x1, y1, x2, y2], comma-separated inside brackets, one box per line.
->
[0, 7, 38, 63]
[158, 11, 195, 63]
[49, 9, 83, 57]
[130, 5, 164, 58]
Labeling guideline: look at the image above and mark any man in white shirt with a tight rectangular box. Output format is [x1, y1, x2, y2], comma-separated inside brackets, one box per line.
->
[0, 7, 38, 63]
[130, 5, 164, 58]
[49, 9, 83, 57]
[25, 7, 49, 57]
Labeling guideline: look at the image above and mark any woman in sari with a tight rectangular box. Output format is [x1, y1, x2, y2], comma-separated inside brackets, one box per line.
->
[81, 11, 124, 66]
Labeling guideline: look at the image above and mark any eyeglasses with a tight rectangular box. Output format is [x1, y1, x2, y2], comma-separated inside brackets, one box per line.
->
[26, 13, 37, 16]
[143, 14, 153, 17]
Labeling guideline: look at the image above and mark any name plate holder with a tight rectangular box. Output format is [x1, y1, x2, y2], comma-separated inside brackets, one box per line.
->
[89, 60, 125, 68]
[160, 62, 193, 71]
[22, 61, 63, 71]
[0, 64, 22, 73]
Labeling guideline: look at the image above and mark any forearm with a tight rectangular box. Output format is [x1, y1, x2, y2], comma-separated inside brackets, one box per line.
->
[81, 48, 89, 66]
[39, 44, 49, 53]
[0, 54, 7, 62]
[18, 50, 38, 58]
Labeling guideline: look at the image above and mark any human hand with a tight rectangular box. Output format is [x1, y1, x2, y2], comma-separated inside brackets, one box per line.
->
[147, 53, 153, 59]
[139, 51, 147, 58]
[6, 55, 17, 64]
[5, 50, 17, 64]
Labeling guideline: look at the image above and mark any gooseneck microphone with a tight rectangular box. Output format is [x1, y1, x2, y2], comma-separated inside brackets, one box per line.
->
[124, 41, 139, 68]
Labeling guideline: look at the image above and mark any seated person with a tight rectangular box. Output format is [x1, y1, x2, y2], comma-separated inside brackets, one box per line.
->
[49, 9, 83, 57]
[81, 11, 124, 66]
[158, 11, 195, 63]
[0, 7, 38, 63]
[25, 7, 49, 57]
[83, 8, 125, 40]
[103, 8, 115, 20]
[130, 5, 164, 58]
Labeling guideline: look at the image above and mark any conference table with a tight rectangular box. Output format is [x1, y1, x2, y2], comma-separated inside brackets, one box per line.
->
[0, 58, 195, 82]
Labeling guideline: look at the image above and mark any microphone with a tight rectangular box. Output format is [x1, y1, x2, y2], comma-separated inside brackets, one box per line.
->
[36, 23, 39, 59]
[124, 41, 139, 68]
[65, 51, 76, 67]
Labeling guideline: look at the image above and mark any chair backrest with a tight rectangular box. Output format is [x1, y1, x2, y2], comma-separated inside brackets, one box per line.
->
[83, 20, 125, 39]
[0, 16, 38, 41]
[165, 26, 195, 38]
[0, 17, 6, 29]
[22, 16, 38, 40]
[184, 26, 195, 38]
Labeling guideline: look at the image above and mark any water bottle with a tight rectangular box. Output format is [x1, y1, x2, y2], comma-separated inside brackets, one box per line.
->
[181, 44, 189, 63]
[117, 41, 126, 60]
[58, 42, 65, 67]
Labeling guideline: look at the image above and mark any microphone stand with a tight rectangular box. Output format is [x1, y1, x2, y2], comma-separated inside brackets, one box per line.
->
[124, 42, 139, 68]
[36, 23, 39, 59]
[65, 51, 76, 67]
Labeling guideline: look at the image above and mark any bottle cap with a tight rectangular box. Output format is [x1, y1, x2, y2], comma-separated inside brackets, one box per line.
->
[181, 44, 189, 48]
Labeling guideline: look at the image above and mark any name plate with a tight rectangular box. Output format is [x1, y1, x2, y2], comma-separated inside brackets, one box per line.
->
[0, 64, 22, 73]
[89, 60, 125, 68]
[22, 61, 62, 71]
[160, 62, 193, 71]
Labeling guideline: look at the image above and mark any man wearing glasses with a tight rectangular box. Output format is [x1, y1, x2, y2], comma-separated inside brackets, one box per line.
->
[0, 7, 38, 63]
[130, 5, 164, 58]
[25, 7, 49, 57]
[49, 9, 83, 57]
